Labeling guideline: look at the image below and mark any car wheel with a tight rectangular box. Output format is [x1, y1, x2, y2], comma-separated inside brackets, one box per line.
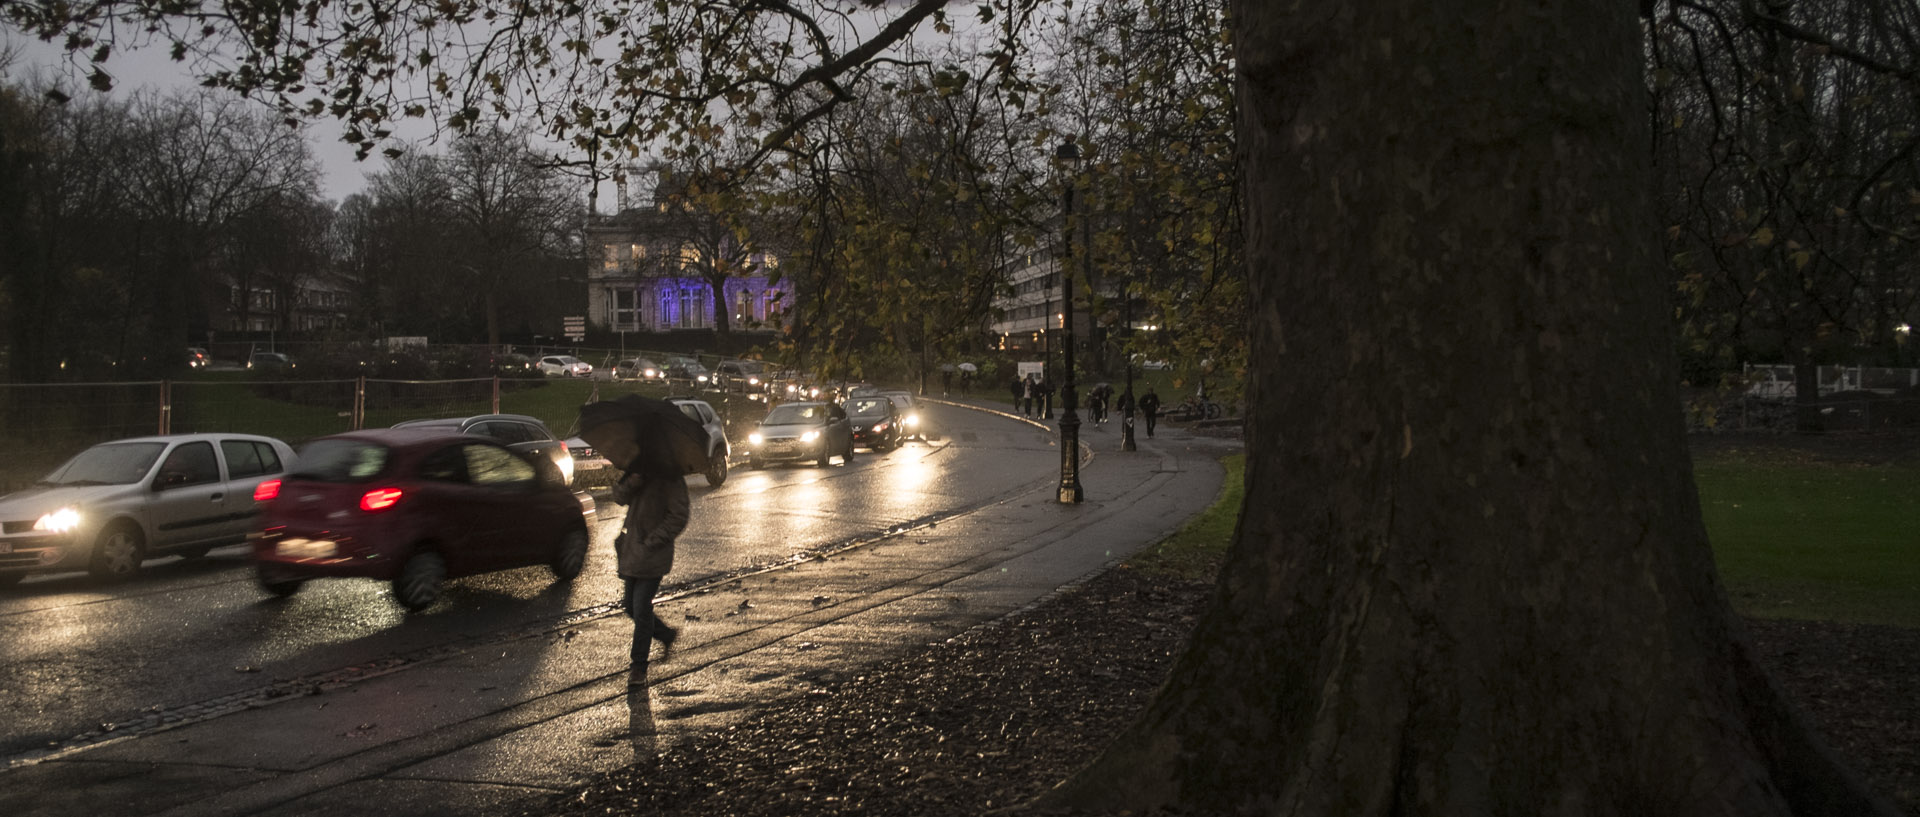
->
[706, 451, 729, 487]
[843, 438, 855, 464]
[817, 444, 831, 467]
[256, 564, 305, 597]
[88, 522, 146, 581]
[550, 529, 588, 581]
[393, 551, 447, 610]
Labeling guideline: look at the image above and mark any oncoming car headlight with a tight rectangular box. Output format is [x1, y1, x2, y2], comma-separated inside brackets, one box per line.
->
[904, 413, 920, 427]
[800, 430, 820, 443]
[748, 432, 765, 445]
[34, 507, 82, 534]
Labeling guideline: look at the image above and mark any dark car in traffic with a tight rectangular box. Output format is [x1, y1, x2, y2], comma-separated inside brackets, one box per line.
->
[878, 390, 926, 441]
[746, 401, 854, 468]
[844, 396, 904, 451]
[250, 428, 594, 610]
[713, 359, 768, 393]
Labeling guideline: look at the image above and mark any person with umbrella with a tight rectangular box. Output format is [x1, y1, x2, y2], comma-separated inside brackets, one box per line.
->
[578, 395, 711, 687]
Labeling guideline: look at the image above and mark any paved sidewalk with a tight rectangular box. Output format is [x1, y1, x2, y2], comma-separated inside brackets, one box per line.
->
[5, 403, 1235, 817]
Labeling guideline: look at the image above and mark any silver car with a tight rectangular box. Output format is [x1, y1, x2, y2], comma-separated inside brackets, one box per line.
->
[0, 433, 297, 584]
[667, 397, 732, 486]
[746, 401, 854, 469]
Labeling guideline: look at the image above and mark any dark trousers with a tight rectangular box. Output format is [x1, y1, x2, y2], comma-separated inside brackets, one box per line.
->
[1144, 412, 1158, 437]
[623, 576, 671, 669]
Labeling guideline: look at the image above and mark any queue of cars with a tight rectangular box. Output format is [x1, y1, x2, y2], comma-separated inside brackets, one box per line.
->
[0, 382, 934, 602]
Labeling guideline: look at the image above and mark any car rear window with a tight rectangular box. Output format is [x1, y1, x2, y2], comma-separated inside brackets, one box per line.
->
[847, 399, 890, 417]
[290, 440, 391, 482]
[221, 440, 284, 479]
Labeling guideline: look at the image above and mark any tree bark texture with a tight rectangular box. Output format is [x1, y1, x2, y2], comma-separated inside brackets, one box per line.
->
[1037, 0, 1898, 814]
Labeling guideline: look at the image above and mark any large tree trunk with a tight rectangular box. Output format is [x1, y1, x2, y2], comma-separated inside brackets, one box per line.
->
[1034, 0, 1897, 814]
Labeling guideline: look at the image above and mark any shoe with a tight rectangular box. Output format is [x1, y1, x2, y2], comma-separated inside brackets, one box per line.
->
[628, 667, 647, 687]
[654, 623, 679, 655]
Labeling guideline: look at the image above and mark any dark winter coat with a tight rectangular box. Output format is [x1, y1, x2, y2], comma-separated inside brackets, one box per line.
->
[610, 471, 689, 579]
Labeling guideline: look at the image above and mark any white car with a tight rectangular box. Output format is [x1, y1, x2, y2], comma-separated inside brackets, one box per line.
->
[538, 355, 593, 377]
[0, 433, 297, 584]
[668, 397, 732, 486]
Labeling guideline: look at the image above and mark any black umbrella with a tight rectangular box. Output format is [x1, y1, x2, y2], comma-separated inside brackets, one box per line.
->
[577, 394, 711, 477]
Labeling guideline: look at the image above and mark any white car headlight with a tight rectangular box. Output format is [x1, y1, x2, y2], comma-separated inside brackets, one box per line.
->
[748, 432, 764, 445]
[34, 507, 82, 534]
[801, 430, 820, 443]
[904, 413, 920, 426]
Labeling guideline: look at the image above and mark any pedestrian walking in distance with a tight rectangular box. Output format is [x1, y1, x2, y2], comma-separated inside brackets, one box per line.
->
[1138, 387, 1161, 438]
[611, 467, 688, 687]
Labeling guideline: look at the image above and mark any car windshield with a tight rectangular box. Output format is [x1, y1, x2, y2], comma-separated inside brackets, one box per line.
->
[846, 399, 891, 418]
[41, 442, 166, 486]
[289, 439, 391, 482]
[764, 404, 829, 425]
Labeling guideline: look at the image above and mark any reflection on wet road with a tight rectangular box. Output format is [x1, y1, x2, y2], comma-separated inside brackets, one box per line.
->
[0, 401, 1057, 759]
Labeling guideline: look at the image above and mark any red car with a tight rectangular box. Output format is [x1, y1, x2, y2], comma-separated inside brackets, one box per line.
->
[250, 427, 594, 610]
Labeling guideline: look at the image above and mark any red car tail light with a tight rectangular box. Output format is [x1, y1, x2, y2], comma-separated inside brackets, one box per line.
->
[253, 479, 282, 502]
[360, 487, 405, 512]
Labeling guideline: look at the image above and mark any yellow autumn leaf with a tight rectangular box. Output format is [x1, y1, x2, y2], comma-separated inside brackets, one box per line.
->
[1751, 227, 1774, 246]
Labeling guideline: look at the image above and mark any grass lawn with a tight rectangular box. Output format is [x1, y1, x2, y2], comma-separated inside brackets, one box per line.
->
[1693, 445, 1920, 628]
[1122, 446, 1917, 630]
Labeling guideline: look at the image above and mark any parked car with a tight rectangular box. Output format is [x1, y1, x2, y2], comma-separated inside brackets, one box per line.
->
[186, 347, 209, 369]
[538, 355, 593, 377]
[844, 396, 904, 451]
[665, 356, 712, 387]
[0, 433, 297, 584]
[614, 357, 666, 382]
[745, 401, 854, 469]
[248, 352, 293, 371]
[667, 397, 733, 486]
[713, 360, 768, 393]
[878, 390, 926, 441]
[390, 414, 575, 484]
[250, 428, 595, 610]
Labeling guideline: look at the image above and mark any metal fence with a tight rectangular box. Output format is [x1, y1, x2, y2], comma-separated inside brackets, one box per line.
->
[0, 377, 538, 494]
[1742, 363, 1920, 398]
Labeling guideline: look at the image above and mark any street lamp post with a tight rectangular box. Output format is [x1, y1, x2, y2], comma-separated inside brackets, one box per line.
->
[1121, 282, 1137, 451]
[1056, 140, 1084, 504]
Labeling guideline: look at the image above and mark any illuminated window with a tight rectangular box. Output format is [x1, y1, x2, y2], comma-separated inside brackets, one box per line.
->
[679, 245, 702, 269]
[630, 243, 646, 261]
[602, 244, 619, 270]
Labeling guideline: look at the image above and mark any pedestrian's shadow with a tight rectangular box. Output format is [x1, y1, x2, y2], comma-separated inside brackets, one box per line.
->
[627, 692, 660, 767]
